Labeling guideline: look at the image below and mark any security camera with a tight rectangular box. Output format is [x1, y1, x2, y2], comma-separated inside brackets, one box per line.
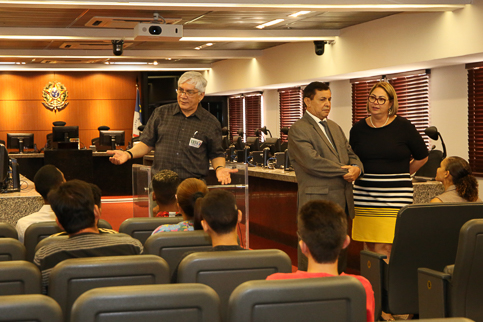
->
[314, 41, 327, 56]
[112, 40, 124, 56]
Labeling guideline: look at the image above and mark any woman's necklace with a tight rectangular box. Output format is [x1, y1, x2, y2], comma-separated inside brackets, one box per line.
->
[370, 115, 389, 128]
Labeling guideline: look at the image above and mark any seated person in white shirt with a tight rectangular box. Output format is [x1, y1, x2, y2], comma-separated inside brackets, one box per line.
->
[16, 165, 65, 243]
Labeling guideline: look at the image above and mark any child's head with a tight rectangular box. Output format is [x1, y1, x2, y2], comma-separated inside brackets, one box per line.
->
[199, 189, 239, 235]
[151, 170, 180, 206]
[298, 200, 347, 264]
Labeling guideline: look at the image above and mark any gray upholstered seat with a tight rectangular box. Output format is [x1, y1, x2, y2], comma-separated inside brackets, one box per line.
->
[119, 217, 183, 244]
[417, 319, 475, 322]
[178, 249, 292, 322]
[0, 260, 41, 295]
[0, 222, 18, 239]
[24, 219, 112, 262]
[48, 254, 170, 322]
[228, 276, 367, 322]
[71, 283, 220, 322]
[0, 294, 63, 322]
[0, 237, 25, 261]
[418, 219, 483, 321]
[144, 230, 212, 276]
[361, 203, 483, 319]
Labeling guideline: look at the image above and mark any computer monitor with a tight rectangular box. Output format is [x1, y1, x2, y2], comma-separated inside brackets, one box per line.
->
[99, 130, 125, 150]
[232, 135, 245, 150]
[0, 144, 8, 189]
[7, 133, 34, 153]
[52, 126, 79, 143]
[246, 137, 260, 152]
[261, 137, 282, 155]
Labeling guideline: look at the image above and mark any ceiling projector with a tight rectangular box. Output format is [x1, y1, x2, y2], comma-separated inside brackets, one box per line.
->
[134, 23, 183, 41]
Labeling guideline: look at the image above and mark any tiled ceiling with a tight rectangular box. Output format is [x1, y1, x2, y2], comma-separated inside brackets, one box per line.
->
[0, 0, 471, 70]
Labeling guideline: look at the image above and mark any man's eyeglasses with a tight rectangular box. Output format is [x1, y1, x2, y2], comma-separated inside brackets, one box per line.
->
[368, 95, 388, 105]
[176, 88, 199, 97]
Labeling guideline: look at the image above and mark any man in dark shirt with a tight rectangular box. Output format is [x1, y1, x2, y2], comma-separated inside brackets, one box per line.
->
[34, 180, 143, 293]
[171, 189, 244, 282]
[108, 71, 236, 184]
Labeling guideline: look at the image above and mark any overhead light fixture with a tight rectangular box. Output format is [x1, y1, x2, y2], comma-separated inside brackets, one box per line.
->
[153, 61, 158, 65]
[256, 19, 284, 29]
[0, 62, 16, 65]
[194, 46, 201, 50]
[289, 11, 311, 18]
[205, 43, 213, 47]
[108, 62, 148, 65]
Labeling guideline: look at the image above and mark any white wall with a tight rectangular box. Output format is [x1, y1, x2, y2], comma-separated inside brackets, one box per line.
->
[261, 89, 280, 139]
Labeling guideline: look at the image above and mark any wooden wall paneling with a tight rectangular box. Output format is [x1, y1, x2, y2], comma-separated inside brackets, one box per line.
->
[0, 72, 139, 151]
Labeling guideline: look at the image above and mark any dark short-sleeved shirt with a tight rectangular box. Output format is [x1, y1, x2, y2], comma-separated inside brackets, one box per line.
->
[349, 116, 428, 174]
[140, 103, 225, 180]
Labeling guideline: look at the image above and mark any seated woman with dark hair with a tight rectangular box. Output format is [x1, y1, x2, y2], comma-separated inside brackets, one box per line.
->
[431, 156, 481, 203]
[151, 178, 208, 233]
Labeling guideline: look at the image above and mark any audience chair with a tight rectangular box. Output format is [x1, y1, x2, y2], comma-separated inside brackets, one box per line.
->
[228, 276, 367, 322]
[178, 249, 292, 322]
[417, 319, 475, 322]
[144, 230, 212, 276]
[360, 203, 483, 319]
[0, 294, 63, 322]
[71, 283, 220, 322]
[48, 254, 169, 322]
[0, 238, 26, 261]
[24, 219, 112, 262]
[0, 260, 41, 295]
[0, 222, 18, 239]
[418, 219, 483, 321]
[119, 217, 184, 244]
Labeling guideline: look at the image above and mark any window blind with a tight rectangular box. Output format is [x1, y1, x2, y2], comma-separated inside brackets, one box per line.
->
[467, 62, 483, 175]
[279, 87, 303, 142]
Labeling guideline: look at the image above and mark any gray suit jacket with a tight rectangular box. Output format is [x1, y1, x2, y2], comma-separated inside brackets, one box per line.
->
[288, 113, 363, 218]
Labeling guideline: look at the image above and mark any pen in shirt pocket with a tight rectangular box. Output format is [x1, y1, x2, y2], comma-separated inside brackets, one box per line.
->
[193, 131, 198, 137]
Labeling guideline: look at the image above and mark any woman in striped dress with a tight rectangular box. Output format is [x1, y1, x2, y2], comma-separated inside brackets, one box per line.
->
[349, 82, 428, 261]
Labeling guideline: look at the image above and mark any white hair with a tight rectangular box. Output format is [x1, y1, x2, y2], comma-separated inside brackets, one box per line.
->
[178, 71, 207, 93]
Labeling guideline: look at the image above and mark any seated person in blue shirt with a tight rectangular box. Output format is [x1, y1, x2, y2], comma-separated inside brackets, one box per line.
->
[152, 178, 208, 233]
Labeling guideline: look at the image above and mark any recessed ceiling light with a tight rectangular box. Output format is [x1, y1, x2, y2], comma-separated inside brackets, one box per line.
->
[153, 61, 158, 65]
[205, 43, 214, 47]
[289, 11, 311, 18]
[256, 19, 284, 29]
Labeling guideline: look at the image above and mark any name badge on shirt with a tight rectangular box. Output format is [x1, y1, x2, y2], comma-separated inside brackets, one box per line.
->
[189, 137, 203, 148]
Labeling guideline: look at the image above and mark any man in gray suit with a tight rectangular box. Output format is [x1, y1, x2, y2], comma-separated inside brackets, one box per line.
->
[289, 81, 363, 271]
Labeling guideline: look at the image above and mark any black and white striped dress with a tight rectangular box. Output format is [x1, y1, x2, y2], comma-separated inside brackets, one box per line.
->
[353, 173, 413, 243]
[349, 116, 428, 244]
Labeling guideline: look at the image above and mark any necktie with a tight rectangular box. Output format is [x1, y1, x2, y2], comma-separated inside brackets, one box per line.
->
[320, 121, 337, 152]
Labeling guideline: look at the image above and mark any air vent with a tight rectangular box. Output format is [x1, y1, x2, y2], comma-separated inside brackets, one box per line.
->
[59, 41, 133, 50]
[85, 16, 182, 29]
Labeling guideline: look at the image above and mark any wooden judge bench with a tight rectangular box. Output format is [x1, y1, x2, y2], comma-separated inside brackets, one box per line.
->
[10, 150, 142, 196]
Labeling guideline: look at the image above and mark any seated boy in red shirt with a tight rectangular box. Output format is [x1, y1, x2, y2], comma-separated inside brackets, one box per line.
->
[267, 200, 375, 322]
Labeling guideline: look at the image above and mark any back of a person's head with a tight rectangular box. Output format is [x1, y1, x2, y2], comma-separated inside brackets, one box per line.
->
[445, 156, 479, 201]
[34, 165, 64, 200]
[176, 178, 208, 219]
[89, 183, 102, 208]
[200, 189, 238, 235]
[152, 170, 180, 205]
[298, 200, 347, 264]
[48, 179, 96, 234]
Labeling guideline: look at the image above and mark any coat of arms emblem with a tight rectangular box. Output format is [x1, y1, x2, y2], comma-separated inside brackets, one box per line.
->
[42, 82, 69, 113]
